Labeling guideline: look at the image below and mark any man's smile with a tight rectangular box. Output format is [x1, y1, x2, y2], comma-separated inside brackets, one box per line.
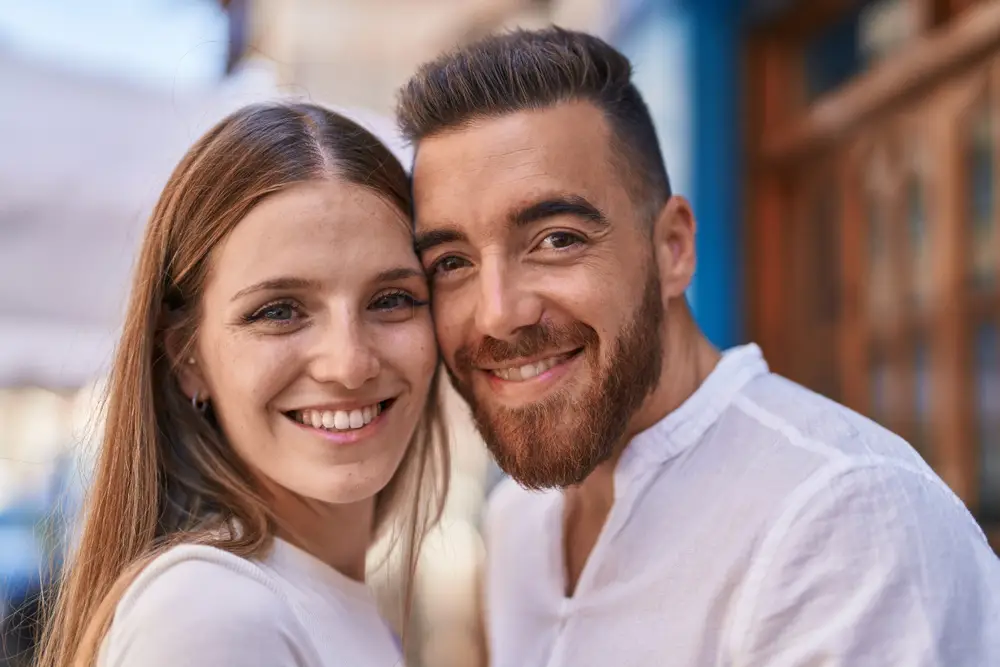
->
[477, 348, 584, 382]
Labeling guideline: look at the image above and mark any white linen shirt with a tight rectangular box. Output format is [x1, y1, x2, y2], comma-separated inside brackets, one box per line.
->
[483, 344, 1000, 667]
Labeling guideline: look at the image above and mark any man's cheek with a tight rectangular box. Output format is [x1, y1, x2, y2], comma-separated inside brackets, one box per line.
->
[433, 308, 470, 359]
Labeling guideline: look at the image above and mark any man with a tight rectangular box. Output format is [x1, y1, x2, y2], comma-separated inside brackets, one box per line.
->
[398, 27, 1000, 666]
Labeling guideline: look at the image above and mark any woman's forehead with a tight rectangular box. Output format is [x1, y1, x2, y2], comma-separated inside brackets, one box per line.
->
[208, 181, 418, 295]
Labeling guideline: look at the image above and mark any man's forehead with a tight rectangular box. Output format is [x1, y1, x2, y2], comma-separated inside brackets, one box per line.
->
[412, 104, 614, 224]
[413, 141, 551, 193]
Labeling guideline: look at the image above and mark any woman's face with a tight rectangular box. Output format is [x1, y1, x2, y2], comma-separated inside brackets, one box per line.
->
[184, 179, 436, 505]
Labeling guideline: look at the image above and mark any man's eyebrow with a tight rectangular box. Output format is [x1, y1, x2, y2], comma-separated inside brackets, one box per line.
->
[510, 195, 608, 228]
[412, 195, 607, 256]
[414, 228, 467, 255]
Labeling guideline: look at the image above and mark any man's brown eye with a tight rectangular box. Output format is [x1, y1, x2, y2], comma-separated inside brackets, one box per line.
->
[541, 232, 583, 250]
[434, 256, 471, 275]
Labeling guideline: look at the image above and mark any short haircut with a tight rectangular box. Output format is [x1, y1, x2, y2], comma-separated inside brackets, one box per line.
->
[397, 26, 671, 216]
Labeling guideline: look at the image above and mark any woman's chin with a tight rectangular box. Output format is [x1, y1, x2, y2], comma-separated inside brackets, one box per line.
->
[278, 467, 396, 507]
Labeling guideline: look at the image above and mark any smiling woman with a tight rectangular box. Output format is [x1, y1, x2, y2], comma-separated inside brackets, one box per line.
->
[36, 102, 448, 667]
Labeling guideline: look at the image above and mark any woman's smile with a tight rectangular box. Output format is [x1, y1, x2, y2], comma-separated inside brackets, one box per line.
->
[284, 397, 398, 444]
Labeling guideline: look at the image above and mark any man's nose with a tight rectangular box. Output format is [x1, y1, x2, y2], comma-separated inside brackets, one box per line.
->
[473, 258, 543, 341]
[310, 315, 381, 390]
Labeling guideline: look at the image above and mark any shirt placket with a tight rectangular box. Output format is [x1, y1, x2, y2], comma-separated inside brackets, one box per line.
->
[542, 459, 660, 667]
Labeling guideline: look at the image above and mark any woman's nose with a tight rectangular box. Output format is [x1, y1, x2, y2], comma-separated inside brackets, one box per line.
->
[310, 317, 381, 390]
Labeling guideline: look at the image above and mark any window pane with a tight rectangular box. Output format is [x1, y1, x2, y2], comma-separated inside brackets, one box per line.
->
[908, 173, 931, 311]
[969, 102, 995, 289]
[976, 323, 1000, 517]
[866, 157, 895, 328]
[912, 338, 931, 456]
[803, 0, 918, 101]
[804, 5, 864, 101]
[871, 352, 891, 427]
[806, 185, 842, 399]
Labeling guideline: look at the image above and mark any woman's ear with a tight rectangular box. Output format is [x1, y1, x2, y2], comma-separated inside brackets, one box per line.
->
[164, 327, 208, 403]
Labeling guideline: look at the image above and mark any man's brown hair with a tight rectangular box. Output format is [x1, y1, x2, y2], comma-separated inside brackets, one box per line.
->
[397, 26, 671, 211]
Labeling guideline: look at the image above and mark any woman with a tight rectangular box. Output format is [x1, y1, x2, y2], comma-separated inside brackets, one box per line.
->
[36, 102, 448, 667]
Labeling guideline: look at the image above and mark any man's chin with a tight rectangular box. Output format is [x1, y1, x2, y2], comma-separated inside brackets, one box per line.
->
[490, 446, 600, 490]
[479, 420, 610, 490]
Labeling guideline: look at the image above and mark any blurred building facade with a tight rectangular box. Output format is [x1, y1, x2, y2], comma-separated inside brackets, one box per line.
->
[735, 0, 1000, 549]
[242, 0, 611, 115]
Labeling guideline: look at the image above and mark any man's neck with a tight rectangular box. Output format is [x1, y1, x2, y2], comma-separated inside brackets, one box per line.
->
[574, 304, 720, 501]
[562, 304, 721, 594]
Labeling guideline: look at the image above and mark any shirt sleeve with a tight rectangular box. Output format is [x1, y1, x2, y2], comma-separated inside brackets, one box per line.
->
[728, 461, 1000, 666]
[99, 553, 312, 667]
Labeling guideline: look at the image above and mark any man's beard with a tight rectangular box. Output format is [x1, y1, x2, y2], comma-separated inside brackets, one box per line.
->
[447, 268, 664, 490]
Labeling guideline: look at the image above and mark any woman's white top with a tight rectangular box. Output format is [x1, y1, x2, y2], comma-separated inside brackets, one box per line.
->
[97, 538, 404, 667]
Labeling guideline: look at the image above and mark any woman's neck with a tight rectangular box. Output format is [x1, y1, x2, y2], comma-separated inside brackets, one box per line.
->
[270, 491, 375, 582]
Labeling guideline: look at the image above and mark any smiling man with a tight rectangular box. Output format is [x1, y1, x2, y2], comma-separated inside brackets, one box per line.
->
[399, 27, 1000, 667]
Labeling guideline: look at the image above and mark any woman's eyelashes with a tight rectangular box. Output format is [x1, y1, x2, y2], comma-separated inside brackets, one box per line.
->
[369, 289, 428, 312]
[369, 289, 429, 322]
[242, 299, 302, 327]
[239, 289, 428, 331]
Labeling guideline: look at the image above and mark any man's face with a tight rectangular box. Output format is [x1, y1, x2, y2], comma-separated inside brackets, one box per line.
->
[412, 101, 664, 489]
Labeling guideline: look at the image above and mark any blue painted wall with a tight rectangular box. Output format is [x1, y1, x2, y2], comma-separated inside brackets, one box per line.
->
[687, 0, 743, 349]
[613, 0, 744, 349]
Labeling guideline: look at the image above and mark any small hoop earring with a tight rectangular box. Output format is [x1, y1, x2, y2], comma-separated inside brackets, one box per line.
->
[192, 391, 209, 414]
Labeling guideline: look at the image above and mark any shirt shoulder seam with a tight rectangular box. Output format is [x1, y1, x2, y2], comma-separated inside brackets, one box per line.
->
[731, 393, 847, 462]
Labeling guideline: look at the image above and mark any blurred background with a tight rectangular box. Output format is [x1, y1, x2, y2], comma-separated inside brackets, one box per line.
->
[2, 0, 1000, 665]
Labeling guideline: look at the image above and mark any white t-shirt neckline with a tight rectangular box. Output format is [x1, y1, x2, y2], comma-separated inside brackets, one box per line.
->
[267, 537, 375, 606]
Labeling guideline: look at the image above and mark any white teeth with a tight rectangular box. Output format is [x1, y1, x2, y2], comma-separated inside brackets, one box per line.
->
[518, 363, 540, 380]
[293, 402, 385, 432]
[491, 355, 565, 382]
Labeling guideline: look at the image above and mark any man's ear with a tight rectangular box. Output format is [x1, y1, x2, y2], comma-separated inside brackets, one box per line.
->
[164, 327, 208, 403]
[650, 196, 696, 300]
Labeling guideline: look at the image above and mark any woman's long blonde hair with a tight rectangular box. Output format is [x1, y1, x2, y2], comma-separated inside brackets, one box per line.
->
[36, 102, 449, 667]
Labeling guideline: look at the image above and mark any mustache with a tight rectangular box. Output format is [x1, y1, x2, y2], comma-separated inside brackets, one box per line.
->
[454, 321, 597, 370]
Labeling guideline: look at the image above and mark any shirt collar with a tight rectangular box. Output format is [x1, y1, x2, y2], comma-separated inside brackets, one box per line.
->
[615, 343, 769, 486]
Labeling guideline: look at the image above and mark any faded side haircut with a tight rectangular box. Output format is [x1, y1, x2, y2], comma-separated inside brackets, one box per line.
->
[397, 26, 671, 215]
